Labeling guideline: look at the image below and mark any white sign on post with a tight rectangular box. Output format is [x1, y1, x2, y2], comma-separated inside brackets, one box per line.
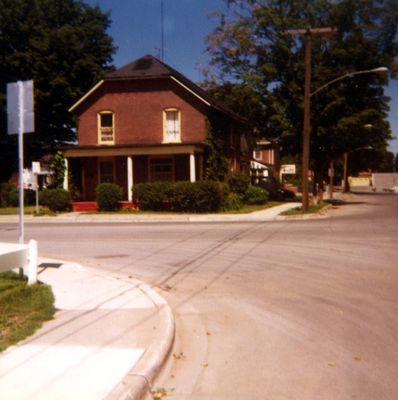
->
[7, 80, 34, 135]
[6, 80, 35, 246]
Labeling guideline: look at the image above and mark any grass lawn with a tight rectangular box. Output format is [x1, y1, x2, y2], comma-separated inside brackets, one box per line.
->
[0, 206, 53, 215]
[280, 202, 329, 216]
[89, 201, 285, 215]
[0, 272, 55, 352]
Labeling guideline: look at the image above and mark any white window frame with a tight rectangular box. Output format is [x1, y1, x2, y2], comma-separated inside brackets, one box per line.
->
[163, 108, 181, 143]
[98, 110, 115, 144]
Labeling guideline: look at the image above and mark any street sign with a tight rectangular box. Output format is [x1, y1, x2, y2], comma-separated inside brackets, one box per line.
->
[7, 80, 34, 134]
[6, 80, 35, 245]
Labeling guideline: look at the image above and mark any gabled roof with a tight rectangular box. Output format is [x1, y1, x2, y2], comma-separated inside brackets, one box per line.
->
[69, 55, 241, 120]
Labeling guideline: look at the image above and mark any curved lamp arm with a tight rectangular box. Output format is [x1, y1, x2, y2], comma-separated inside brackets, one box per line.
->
[310, 67, 388, 97]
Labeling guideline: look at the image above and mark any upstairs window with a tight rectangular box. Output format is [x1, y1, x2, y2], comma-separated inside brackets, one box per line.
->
[98, 111, 114, 144]
[163, 108, 181, 143]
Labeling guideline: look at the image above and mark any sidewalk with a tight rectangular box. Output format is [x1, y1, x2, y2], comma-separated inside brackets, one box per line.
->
[0, 202, 302, 224]
[0, 260, 175, 400]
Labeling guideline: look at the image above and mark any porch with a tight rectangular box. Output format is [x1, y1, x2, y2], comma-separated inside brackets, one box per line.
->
[63, 144, 204, 201]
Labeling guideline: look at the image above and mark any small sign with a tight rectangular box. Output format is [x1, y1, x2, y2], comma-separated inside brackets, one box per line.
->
[32, 162, 41, 174]
[281, 164, 296, 174]
[23, 169, 37, 190]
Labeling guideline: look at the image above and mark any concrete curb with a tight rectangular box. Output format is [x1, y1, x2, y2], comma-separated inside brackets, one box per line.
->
[0, 203, 302, 224]
[106, 282, 175, 400]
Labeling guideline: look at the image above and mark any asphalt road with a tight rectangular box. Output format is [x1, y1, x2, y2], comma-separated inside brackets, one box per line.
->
[1, 192, 397, 399]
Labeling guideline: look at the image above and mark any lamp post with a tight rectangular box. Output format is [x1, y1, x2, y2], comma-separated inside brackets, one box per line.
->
[300, 66, 388, 210]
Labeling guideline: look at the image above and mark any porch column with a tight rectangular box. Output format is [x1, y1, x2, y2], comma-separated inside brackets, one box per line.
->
[127, 156, 133, 202]
[63, 158, 69, 191]
[190, 153, 196, 183]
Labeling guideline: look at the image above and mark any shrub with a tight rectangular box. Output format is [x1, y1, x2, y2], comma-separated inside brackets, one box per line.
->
[227, 172, 250, 195]
[133, 182, 174, 211]
[96, 183, 123, 211]
[191, 180, 227, 212]
[243, 186, 269, 205]
[0, 183, 18, 207]
[133, 181, 228, 212]
[220, 193, 243, 211]
[40, 189, 71, 212]
[171, 181, 196, 212]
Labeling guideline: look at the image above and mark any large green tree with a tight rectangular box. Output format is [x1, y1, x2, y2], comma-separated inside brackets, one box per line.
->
[0, 0, 116, 180]
[205, 0, 398, 185]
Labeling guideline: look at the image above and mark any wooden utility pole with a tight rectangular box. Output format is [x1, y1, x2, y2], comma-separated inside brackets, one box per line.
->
[286, 27, 335, 210]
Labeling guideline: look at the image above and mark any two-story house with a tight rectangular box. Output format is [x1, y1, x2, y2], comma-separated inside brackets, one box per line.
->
[65, 55, 248, 203]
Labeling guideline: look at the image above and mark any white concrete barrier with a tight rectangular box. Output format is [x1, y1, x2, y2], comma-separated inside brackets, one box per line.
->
[0, 240, 38, 284]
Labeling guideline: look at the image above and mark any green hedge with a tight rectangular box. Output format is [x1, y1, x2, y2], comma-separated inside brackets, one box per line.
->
[133, 181, 228, 212]
[243, 186, 269, 205]
[40, 189, 71, 212]
[0, 183, 18, 207]
[96, 183, 123, 211]
[227, 172, 251, 195]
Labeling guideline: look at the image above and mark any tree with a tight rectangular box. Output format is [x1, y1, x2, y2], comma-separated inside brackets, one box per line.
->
[0, 0, 116, 180]
[205, 0, 398, 188]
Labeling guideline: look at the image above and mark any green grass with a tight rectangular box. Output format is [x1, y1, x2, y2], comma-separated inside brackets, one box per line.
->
[280, 202, 328, 216]
[220, 201, 283, 214]
[0, 206, 55, 216]
[0, 272, 55, 352]
[87, 202, 285, 215]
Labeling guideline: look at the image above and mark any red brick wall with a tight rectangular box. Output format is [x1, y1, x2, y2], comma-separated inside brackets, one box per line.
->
[77, 79, 208, 146]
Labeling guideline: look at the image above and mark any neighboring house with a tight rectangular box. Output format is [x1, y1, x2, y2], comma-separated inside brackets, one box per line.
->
[65, 55, 249, 201]
[251, 139, 280, 184]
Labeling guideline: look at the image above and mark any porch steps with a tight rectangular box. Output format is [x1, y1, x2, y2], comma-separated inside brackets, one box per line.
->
[72, 201, 137, 212]
[72, 202, 97, 212]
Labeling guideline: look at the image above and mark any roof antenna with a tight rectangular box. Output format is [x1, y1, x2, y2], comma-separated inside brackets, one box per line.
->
[160, 0, 164, 61]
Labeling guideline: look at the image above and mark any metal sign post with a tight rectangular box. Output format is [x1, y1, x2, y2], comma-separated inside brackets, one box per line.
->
[7, 80, 34, 244]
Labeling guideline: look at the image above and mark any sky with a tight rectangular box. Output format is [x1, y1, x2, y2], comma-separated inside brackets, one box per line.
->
[85, 0, 398, 155]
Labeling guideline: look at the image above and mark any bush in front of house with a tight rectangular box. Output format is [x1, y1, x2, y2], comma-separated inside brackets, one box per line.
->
[133, 182, 174, 211]
[189, 180, 227, 212]
[40, 188, 71, 212]
[96, 183, 123, 211]
[170, 181, 196, 212]
[243, 185, 269, 205]
[133, 181, 228, 212]
[227, 172, 251, 195]
[220, 192, 243, 211]
[0, 183, 19, 207]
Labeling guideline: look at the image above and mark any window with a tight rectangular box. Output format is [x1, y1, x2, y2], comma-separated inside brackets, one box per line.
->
[150, 158, 173, 181]
[98, 111, 114, 144]
[163, 108, 181, 143]
[99, 159, 114, 183]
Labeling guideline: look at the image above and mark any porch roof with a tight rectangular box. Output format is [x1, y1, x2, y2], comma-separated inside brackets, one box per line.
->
[63, 143, 205, 158]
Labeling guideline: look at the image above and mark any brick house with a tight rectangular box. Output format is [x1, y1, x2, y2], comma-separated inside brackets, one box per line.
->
[65, 55, 249, 202]
[251, 139, 281, 184]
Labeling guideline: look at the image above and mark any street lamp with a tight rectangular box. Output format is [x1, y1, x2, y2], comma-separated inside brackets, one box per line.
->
[301, 66, 388, 210]
[343, 146, 373, 193]
[310, 67, 389, 97]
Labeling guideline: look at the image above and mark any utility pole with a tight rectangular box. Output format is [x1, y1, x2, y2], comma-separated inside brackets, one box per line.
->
[286, 27, 335, 210]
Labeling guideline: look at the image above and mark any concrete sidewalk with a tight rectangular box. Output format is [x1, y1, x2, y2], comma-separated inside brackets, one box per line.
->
[0, 202, 302, 224]
[0, 260, 175, 400]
